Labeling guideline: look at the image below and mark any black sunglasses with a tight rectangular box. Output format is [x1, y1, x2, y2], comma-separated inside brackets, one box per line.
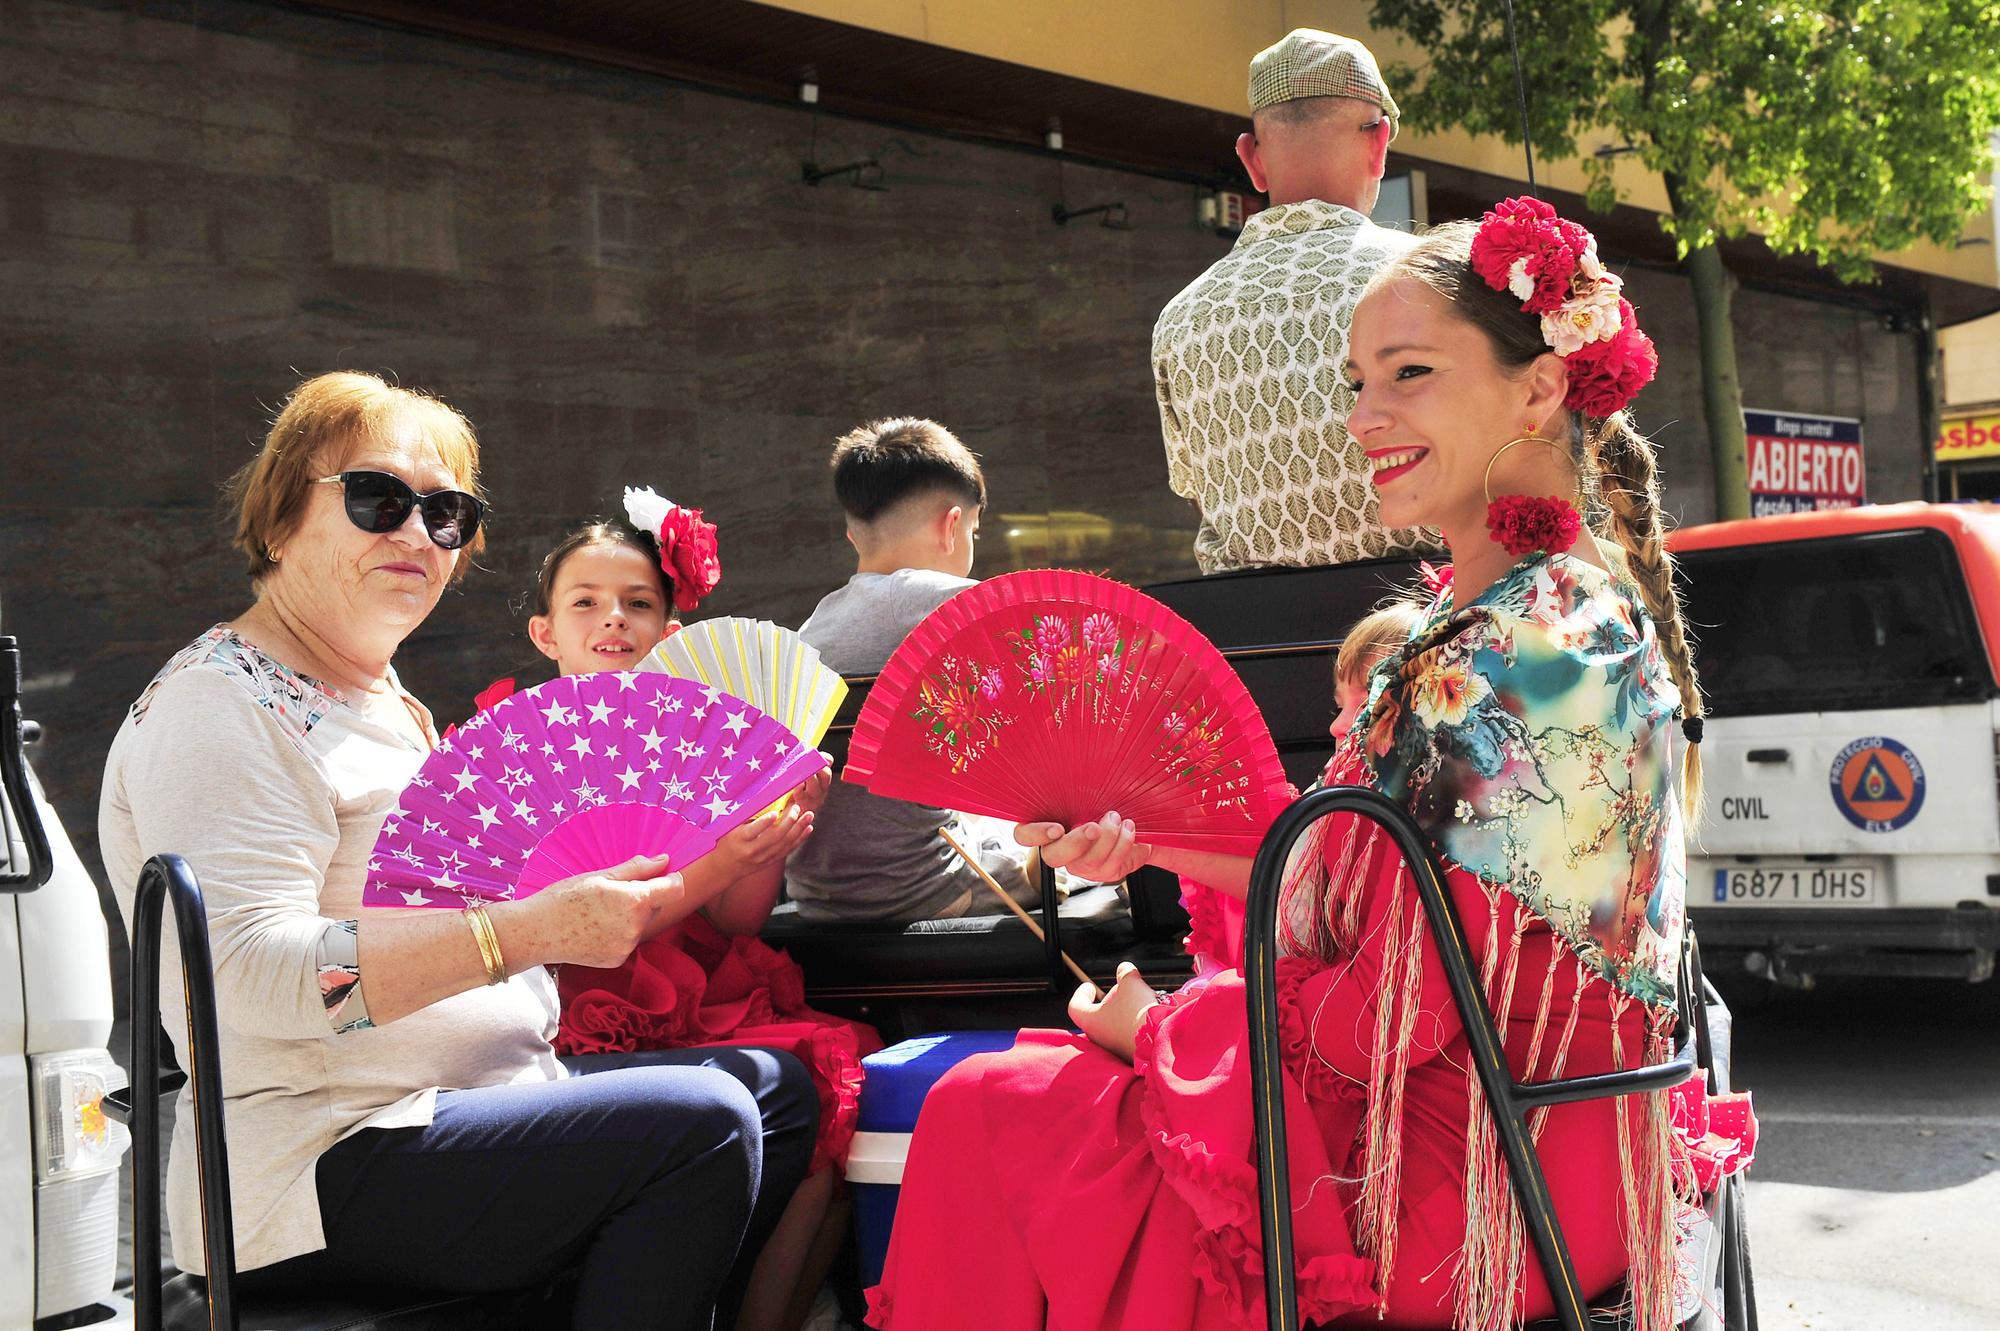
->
[315, 471, 486, 550]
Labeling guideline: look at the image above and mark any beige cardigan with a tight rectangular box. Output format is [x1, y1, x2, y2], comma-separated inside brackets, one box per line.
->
[101, 628, 561, 1274]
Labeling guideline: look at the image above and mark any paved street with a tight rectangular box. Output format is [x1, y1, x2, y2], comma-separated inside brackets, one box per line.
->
[1720, 971, 2000, 1331]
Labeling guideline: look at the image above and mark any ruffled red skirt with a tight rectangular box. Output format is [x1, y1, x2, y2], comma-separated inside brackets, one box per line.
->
[865, 851, 1646, 1331]
[555, 914, 882, 1174]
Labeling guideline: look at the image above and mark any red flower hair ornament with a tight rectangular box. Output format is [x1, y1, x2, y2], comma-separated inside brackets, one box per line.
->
[1563, 306, 1660, 419]
[1468, 197, 1593, 316]
[623, 486, 723, 614]
[1469, 196, 1658, 418]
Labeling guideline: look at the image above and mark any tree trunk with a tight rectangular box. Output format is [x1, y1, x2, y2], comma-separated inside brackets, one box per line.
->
[1629, 25, 1751, 517]
[1679, 230, 1751, 520]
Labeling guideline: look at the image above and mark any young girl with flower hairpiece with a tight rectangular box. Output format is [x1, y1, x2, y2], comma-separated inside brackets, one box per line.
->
[495, 489, 880, 1331]
[866, 200, 1752, 1331]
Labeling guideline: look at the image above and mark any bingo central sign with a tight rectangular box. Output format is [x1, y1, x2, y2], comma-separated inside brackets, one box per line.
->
[1744, 409, 1866, 517]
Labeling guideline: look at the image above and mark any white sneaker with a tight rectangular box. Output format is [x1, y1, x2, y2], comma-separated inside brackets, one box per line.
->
[797, 1283, 846, 1331]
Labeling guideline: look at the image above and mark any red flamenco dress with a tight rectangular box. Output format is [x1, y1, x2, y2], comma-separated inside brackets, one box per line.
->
[867, 555, 1754, 1331]
[464, 677, 881, 1173]
[556, 912, 882, 1173]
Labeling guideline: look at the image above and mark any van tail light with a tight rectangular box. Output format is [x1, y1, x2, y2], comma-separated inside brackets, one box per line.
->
[30, 1049, 129, 1184]
[29, 1049, 130, 1319]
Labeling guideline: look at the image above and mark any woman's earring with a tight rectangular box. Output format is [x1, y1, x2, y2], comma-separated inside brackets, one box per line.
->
[1483, 434, 1582, 558]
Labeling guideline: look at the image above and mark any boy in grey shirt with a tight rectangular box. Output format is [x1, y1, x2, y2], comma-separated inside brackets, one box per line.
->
[789, 418, 1043, 923]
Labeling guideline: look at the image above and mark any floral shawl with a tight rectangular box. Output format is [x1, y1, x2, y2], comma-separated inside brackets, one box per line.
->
[1359, 552, 1687, 1008]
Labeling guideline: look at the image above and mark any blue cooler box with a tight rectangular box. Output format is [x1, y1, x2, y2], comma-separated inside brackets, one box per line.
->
[845, 1031, 1021, 1285]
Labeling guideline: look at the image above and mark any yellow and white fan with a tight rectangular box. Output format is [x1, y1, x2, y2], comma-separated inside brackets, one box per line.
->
[640, 617, 847, 751]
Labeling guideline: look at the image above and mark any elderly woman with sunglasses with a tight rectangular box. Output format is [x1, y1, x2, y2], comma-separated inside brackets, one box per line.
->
[99, 372, 816, 1331]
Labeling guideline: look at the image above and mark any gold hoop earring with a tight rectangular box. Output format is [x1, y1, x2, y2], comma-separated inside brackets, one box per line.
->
[1481, 434, 1573, 505]
[1483, 433, 1586, 557]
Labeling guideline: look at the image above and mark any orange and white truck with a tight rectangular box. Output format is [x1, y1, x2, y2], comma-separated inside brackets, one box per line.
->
[1672, 502, 2000, 986]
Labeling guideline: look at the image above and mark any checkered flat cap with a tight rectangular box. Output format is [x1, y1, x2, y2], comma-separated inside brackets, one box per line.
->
[1248, 28, 1400, 135]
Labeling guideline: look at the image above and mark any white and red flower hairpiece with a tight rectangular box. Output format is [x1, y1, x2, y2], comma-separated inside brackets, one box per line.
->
[1468, 196, 1658, 418]
[622, 486, 722, 614]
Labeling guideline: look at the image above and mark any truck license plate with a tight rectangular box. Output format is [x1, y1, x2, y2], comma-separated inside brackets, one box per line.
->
[1709, 865, 1876, 906]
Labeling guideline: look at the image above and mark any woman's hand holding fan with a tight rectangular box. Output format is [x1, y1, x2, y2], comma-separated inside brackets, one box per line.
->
[1017, 810, 1260, 899]
[685, 791, 820, 894]
[502, 851, 690, 971]
[1017, 811, 1154, 883]
[510, 783, 824, 965]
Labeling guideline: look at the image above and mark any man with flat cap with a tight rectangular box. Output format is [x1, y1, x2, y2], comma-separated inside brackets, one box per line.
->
[1155, 28, 1431, 572]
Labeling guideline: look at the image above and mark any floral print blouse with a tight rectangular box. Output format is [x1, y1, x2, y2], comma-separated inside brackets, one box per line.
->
[1358, 553, 1689, 1007]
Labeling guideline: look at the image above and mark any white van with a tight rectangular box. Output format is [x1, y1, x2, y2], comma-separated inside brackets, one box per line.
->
[1673, 503, 2000, 986]
[2, 633, 134, 1329]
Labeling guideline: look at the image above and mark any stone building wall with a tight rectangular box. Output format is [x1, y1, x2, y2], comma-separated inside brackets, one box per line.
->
[1618, 266, 1928, 520]
[0, 0, 1929, 892]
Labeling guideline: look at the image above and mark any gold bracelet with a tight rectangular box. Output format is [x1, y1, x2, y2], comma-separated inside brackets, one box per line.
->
[463, 905, 506, 986]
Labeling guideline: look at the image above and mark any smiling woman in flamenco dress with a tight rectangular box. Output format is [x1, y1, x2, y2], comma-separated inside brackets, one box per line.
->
[865, 199, 1752, 1331]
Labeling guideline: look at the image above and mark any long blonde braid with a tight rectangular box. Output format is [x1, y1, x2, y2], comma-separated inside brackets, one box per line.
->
[1587, 413, 1704, 820]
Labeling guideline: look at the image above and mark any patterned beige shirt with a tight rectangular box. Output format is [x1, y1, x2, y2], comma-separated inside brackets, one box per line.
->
[1154, 199, 1434, 573]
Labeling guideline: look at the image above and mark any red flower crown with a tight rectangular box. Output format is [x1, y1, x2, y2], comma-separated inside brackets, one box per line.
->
[1468, 197, 1658, 418]
[622, 486, 722, 614]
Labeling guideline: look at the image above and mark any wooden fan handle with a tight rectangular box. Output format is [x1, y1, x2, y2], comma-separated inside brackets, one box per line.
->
[936, 828, 1094, 989]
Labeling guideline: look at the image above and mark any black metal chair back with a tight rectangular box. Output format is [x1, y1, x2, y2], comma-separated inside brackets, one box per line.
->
[130, 853, 240, 1331]
[1243, 785, 1699, 1331]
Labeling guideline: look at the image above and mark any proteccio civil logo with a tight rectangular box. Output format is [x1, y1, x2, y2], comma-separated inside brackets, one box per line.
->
[1828, 736, 1925, 833]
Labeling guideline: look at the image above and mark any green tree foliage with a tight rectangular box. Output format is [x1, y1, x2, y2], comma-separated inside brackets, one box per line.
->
[1369, 0, 2000, 517]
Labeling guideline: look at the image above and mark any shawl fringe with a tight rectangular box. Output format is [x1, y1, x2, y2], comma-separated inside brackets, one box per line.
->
[1340, 874, 1688, 1331]
[1450, 887, 1520, 1331]
[1449, 927, 1685, 1331]
[1353, 861, 1426, 1314]
[1610, 997, 1684, 1331]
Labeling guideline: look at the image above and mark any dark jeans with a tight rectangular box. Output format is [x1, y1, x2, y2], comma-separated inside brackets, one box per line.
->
[242, 1046, 817, 1331]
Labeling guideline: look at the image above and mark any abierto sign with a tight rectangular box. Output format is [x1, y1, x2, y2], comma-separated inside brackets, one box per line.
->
[1936, 412, 2000, 463]
[1744, 409, 1866, 517]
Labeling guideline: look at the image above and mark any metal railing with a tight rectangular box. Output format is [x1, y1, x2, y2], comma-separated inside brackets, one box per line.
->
[130, 854, 239, 1331]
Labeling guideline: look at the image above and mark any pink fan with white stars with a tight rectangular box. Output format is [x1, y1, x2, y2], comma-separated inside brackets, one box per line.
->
[362, 672, 828, 908]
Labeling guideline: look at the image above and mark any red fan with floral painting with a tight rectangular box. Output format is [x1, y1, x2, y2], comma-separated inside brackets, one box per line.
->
[843, 569, 1290, 853]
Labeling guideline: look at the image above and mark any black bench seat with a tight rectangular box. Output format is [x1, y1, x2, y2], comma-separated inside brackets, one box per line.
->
[761, 884, 1187, 996]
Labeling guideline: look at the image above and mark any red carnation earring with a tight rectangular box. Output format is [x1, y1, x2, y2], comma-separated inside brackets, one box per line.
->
[1483, 429, 1582, 558]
